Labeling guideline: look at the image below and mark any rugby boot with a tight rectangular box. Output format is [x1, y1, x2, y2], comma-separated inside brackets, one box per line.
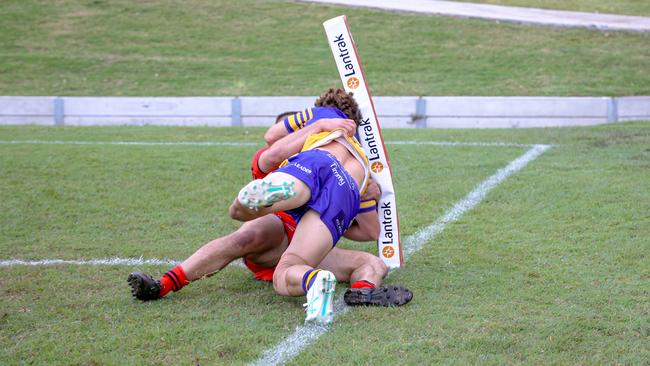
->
[238, 179, 296, 210]
[344, 285, 413, 307]
[127, 272, 162, 301]
[304, 270, 337, 325]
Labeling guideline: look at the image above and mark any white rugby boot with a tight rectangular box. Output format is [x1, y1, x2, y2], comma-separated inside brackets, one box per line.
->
[237, 179, 295, 210]
[304, 270, 337, 325]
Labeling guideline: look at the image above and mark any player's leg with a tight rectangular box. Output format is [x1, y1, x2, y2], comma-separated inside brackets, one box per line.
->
[272, 210, 338, 324]
[272, 210, 334, 296]
[230, 172, 311, 222]
[127, 214, 287, 301]
[318, 247, 387, 285]
[318, 247, 412, 307]
[181, 214, 287, 279]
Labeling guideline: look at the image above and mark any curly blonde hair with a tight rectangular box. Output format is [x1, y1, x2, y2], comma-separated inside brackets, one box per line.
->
[314, 88, 362, 126]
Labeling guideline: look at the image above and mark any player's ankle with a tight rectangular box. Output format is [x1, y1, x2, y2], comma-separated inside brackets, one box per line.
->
[159, 265, 189, 297]
[351, 280, 375, 289]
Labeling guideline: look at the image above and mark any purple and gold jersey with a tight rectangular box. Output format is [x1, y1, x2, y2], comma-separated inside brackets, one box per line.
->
[276, 149, 361, 244]
[283, 107, 348, 134]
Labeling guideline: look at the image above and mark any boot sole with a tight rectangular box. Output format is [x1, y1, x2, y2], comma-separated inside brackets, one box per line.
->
[344, 285, 413, 307]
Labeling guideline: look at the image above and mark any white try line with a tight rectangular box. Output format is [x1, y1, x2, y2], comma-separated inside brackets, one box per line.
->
[250, 143, 551, 366]
[0, 140, 543, 148]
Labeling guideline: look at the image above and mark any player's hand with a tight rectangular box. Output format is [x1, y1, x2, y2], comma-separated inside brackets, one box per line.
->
[361, 178, 381, 201]
[317, 118, 357, 137]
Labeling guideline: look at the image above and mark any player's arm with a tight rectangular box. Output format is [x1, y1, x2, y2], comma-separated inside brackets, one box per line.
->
[264, 120, 291, 145]
[264, 110, 306, 145]
[258, 118, 357, 174]
[344, 178, 381, 241]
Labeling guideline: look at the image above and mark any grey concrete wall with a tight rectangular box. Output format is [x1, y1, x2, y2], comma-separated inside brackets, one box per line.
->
[1, 96, 648, 128]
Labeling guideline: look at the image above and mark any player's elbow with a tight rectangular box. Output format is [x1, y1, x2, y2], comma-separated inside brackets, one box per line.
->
[263, 132, 275, 145]
[264, 130, 282, 145]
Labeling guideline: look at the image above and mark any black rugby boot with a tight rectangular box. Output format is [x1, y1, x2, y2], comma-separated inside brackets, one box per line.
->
[127, 272, 162, 301]
[344, 285, 413, 307]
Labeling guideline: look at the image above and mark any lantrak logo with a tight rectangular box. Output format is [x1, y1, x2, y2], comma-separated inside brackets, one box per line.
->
[381, 201, 395, 251]
[382, 245, 395, 259]
[333, 34, 356, 77]
[371, 161, 383, 173]
[359, 117, 381, 162]
[347, 77, 360, 89]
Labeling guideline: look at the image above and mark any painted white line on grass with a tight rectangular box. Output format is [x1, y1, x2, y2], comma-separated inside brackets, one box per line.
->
[0, 140, 544, 148]
[0, 257, 246, 268]
[387, 141, 538, 148]
[0, 140, 258, 147]
[403, 144, 551, 259]
[251, 144, 552, 366]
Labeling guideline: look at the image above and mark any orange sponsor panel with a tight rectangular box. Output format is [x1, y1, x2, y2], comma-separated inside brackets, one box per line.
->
[371, 161, 383, 173]
[346, 77, 360, 89]
[382, 246, 395, 258]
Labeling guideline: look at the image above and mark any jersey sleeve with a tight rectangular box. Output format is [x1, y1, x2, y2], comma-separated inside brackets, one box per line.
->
[283, 108, 315, 133]
[251, 146, 278, 179]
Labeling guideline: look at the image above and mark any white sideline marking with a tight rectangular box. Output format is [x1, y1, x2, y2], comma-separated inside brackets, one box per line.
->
[0, 140, 258, 147]
[0, 257, 246, 268]
[0, 257, 180, 267]
[250, 144, 551, 366]
[0, 140, 543, 148]
[387, 140, 537, 148]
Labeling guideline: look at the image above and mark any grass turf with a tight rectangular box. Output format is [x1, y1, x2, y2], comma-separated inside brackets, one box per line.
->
[1, 122, 648, 365]
[1, 0, 649, 97]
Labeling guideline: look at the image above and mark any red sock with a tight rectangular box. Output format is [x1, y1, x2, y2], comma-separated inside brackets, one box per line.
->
[351, 280, 375, 289]
[159, 265, 189, 297]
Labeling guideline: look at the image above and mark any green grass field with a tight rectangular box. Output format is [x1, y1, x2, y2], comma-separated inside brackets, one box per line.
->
[2, 0, 649, 364]
[1, 123, 648, 365]
[1, 0, 649, 97]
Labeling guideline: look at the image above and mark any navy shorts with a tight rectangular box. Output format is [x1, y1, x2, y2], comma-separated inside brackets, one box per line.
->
[275, 149, 360, 244]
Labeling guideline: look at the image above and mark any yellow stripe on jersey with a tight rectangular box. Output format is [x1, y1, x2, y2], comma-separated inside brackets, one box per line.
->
[307, 108, 314, 122]
[295, 111, 304, 127]
[300, 110, 308, 127]
[287, 114, 299, 131]
[360, 199, 377, 209]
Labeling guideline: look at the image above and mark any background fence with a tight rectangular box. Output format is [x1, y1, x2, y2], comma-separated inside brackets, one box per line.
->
[1, 96, 649, 128]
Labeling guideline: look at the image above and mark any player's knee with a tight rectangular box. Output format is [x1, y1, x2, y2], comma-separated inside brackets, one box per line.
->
[229, 225, 265, 253]
[271, 267, 291, 296]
